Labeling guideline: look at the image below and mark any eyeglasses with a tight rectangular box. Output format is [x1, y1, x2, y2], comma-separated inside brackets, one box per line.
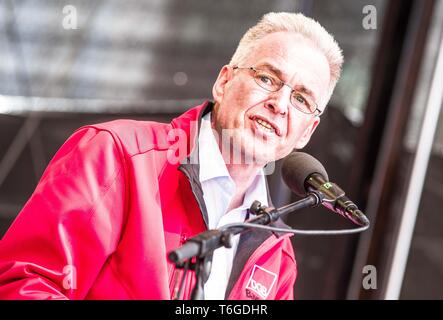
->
[233, 66, 322, 116]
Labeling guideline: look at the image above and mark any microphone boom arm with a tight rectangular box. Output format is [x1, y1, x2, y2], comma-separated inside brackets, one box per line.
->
[168, 191, 323, 266]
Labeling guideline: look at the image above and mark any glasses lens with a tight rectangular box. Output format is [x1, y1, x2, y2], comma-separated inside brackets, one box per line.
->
[253, 70, 281, 92]
[290, 92, 317, 114]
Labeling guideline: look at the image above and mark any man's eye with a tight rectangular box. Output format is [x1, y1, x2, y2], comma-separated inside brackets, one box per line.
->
[294, 93, 308, 105]
[258, 74, 274, 85]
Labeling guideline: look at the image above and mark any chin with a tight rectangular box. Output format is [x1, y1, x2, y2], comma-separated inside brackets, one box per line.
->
[226, 131, 280, 165]
[243, 145, 278, 166]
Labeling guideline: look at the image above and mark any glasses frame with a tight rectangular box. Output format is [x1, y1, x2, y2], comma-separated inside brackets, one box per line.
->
[232, 66, 322, 116]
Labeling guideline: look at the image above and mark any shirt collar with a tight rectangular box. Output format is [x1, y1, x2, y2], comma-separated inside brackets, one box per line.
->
[198, 112, 231, 182]
[242, 171, 269, 210]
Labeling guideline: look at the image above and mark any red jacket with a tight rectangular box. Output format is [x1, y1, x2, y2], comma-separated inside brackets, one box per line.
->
[0, 101, 297, 300]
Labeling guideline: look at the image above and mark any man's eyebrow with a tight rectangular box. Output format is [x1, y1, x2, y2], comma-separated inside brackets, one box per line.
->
[256, 62, 317, 102]
[296, 86, 317, 102]
[256, 62, 285, 78]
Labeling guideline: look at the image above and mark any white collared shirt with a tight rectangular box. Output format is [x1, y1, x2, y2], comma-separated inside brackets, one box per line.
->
[198, 112, 269, 300]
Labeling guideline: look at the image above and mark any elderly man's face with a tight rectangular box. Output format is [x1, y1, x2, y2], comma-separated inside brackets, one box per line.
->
[212, 31, 330, 165]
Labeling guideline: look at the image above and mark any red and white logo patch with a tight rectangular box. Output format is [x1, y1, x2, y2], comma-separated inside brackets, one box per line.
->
[245, 264, 277, 299]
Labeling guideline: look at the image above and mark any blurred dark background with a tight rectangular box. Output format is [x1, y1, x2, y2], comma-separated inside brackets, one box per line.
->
[0, 0, 442, 299]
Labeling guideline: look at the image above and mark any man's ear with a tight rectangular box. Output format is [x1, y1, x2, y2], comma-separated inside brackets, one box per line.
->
[212, 65, 232, 104]
[295, 117, 320, 149]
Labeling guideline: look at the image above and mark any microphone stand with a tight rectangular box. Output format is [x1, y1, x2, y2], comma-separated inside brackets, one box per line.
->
[168, 191, 323, 300]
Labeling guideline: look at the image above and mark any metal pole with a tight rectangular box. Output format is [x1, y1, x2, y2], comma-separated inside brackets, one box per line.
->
[384, 34, 443, 300]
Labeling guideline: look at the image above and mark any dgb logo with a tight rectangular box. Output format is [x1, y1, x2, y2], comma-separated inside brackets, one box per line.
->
[245, 264, 277, 299]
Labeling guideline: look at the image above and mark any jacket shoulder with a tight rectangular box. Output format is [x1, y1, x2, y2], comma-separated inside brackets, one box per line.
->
[81, 119, 173, 156]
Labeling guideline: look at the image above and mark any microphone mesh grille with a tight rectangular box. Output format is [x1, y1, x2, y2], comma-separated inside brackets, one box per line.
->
[281, 152, 329, 196]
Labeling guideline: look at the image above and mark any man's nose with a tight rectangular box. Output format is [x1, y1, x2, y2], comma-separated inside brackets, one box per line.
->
[264, 86, 291, 116]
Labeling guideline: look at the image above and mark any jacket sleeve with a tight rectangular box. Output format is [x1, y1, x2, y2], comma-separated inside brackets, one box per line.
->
[0, 127, 126, 299]
[275, 267, 296, 300]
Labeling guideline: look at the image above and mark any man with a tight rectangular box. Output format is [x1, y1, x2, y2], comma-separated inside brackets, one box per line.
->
[0, 12, 343, 300]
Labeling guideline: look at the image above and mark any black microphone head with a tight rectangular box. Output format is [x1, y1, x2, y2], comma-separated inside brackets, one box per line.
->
[281, 152, 329, 196]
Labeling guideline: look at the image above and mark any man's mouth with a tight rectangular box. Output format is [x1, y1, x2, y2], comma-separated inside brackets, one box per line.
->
[250, 115, 281, 136]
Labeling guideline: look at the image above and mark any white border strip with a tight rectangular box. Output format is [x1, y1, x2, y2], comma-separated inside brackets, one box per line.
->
[384, 37, 443, 299]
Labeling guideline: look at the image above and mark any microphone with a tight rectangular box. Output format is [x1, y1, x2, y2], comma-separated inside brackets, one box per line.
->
[281, 152, 370, 227]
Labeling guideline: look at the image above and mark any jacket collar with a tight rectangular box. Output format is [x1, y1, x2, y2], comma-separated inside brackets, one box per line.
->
[174, 100, 213, 227]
